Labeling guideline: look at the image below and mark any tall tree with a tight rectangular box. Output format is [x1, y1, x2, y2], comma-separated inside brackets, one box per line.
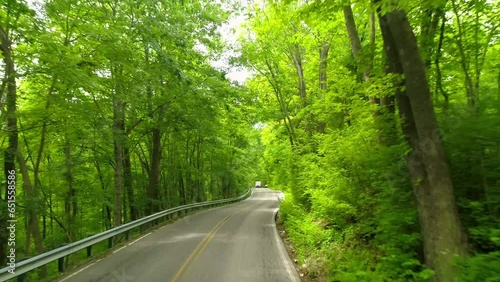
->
[378, 5, 468, 281]
[0, 17, 18, 269]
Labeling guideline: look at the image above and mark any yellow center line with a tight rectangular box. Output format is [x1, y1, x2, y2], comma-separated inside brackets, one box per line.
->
[179, 217, 230, 280]
[170, 219, 226, 282]
[171, 202, 259, 282]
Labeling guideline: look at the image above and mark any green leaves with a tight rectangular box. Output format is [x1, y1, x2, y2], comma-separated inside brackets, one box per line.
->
[0, 0, 264, 274]
[239, 0, 500, 281]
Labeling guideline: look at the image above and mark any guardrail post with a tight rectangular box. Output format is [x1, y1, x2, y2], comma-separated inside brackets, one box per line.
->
[86, 246, 92, 258]
[58, 257, 65, 273]
[17, 273, 27, 282]
[125, 230, 130, 240]
[108, 237, 113, 249]
[17, 257, 29, 282]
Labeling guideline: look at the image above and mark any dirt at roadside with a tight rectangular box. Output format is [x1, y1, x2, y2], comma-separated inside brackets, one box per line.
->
[275, 212, 324, 282]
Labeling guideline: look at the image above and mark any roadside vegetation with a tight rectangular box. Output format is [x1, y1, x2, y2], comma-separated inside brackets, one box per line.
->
[1, 0, 500, 281]
[240, 1, 500, 281]
[0, 0, 260, 279]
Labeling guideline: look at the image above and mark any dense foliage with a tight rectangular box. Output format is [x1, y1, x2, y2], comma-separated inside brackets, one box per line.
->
[238, 0, 500, 281]
[1, 0, 500, 281]
[0, 0, 260, 279]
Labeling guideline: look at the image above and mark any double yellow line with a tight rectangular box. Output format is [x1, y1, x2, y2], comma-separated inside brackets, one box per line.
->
[170, 202, 258, 282]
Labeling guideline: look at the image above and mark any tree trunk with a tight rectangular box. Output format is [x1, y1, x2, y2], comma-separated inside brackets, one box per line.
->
[343, 5, 363, 67]
[317, 41, 330, 133]
[64, 136, 77, 241]
[319, 41, 329, 92]
[381, 9, 469, 281]
[420, 9, 443, 69]
[451, 1, 478, 113]
[196, 134, 204, 202]
[94, 157, 112, 229]
[186, 138, 193, 202]
[34, 77, 56, 190]
[262, 59, 297, 145]
[16, 150, 45, 277]
[378, 5, 432, 265]
[147, 125, 161, 215]
[368, 11, 376, 78]
[290, 44, 307, 108]
[144, 44, 162, 215]
[435, 14, 449, 110]
[112, 66, 124, 227]
[123, 145, 137, 221]
[0, 25, 18, 267]
[178, 170, 186, 205]
[344, 5, 377, 104]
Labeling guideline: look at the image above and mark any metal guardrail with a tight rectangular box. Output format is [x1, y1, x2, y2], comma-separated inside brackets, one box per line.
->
[0, 189, 252, 281]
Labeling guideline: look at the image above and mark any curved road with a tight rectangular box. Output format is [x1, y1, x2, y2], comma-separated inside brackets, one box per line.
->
[58, 188, 300, 282]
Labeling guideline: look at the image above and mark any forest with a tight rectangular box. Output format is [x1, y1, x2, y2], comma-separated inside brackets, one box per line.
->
[0, 0, 261, 279]
[1, 0, 499, 281]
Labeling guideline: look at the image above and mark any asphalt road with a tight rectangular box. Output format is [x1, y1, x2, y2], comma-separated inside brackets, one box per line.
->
[58, 188, 300, 282]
